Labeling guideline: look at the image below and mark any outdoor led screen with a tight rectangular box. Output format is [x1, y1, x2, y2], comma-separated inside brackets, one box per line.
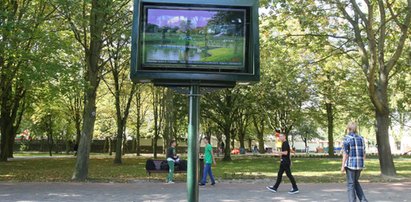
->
[142, 6, 247, 70]
[131, 0, 260, 87]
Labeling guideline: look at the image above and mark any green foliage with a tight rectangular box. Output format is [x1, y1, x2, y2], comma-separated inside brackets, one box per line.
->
[1, 0, 410, 180]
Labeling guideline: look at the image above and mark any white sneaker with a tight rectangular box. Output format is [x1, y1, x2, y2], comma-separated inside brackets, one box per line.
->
[266, 186, 277, 193]
[167, 181, 175, 184]
[288, 189, 299, 194]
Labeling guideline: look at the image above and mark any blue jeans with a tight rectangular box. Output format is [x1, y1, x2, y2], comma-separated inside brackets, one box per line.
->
[201, 163, 215, 184]
[346, 168, 367, 202]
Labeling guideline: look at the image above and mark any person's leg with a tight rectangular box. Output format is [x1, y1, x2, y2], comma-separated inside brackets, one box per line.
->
[208, 164, 215, 184]
[284, 164, 298, 190]
[354, 170, 367, 202]
[201, 163, 210, 184]
[346, 168, 357, 202]
[273, 164, 286, 190]
[167, 160, 174, 182]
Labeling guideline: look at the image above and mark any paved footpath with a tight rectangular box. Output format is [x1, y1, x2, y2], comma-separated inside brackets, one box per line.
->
[0, 182, 410, 202]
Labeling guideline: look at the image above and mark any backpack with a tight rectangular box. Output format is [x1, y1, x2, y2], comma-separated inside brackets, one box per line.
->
[145, 159, 156, 170]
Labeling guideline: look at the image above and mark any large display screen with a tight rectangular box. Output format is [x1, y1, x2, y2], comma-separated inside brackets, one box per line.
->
[142, 5, 247, 70]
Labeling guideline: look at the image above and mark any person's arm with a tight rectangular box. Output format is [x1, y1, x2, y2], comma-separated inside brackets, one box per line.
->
[341, 153, 348, 173]
[211, 146, 216, 165]
[341, 139, 349, 173]
[273, 150, 287, 156]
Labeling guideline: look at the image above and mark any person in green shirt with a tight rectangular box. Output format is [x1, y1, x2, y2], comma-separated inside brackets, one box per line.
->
[200, 137, 216, 186]
[166, 140, 178, 184]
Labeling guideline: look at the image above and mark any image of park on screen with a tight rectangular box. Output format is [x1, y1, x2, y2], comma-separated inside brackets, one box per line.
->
[142, 6, 246, 69]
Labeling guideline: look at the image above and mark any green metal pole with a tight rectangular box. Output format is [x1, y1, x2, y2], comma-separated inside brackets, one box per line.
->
[187, 85, 200, 202]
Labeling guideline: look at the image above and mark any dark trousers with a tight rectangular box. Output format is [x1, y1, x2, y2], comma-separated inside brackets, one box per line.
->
[273, 163, 298, 190]
[346, 168, 367, 202]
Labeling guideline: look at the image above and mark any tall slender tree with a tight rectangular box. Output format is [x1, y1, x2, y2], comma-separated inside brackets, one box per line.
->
[57, 0, 115, 180]
[101, 1, 136, 164]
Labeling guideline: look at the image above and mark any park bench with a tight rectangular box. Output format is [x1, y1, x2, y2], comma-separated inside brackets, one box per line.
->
[145, 159, 187, 176]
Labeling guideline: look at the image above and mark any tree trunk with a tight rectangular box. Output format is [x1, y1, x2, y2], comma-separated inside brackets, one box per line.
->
[255, 118, 265, 154]
[0, 83, 23, 160]
[231, 134, 235, 149]
[7, 131, 15, 158]
[48, 115, 53, 157]
[163, 89, 174, 154]
[136, 129, 141, 156]
[153, 134, 158, 158]
[122, 133, 127, 155]
[152, 88, 164, 159]
[75, 113, 82, 145]
[153, 100, 159, 158]
[257, 132, 265, 154]
[114, 123, 124, 164]
[136, 90, 142, 156]
[303, 138, 308, 154]
[7, 101, 25, 158]
[71, 0, 106, 181]
[153, 88, 158, 158]
[283, 125, 293, 143]
[48, 135, 53, 157]
[0, 54, 8, 161]
[247, 138, 252, 152]
[223, 127, 231, 161]
[239, 131, 245, 149]
[72, 76, 98, 180]
[376, 110, 396, 176]
[131, 137, 136, 154]
[108, 137, 112, 156]
[103, 137, 108, 153]
[326, 102, 334, 157]
[0, 120, 12, 161]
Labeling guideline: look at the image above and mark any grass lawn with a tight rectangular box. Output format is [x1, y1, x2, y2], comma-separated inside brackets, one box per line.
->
[1, 154, 410, 183]
[201, 47, 243, 63]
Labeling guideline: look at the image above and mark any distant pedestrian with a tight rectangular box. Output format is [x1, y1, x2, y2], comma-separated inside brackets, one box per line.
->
[253, 145, 258, 153]
[200, 137, 216, 186]
[166, 140, 178, 184]
[266, 133, 299, 194]
[341, 122, 368, 202]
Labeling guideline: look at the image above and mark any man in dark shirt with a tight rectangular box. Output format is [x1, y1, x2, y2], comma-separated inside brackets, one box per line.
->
[266, 133, 299, 194]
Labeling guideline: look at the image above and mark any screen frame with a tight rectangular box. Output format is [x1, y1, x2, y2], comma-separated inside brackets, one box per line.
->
[131, 0, 260, 87]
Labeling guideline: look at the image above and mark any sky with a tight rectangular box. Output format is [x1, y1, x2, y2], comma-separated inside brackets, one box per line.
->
[147, 8, 217, 28]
